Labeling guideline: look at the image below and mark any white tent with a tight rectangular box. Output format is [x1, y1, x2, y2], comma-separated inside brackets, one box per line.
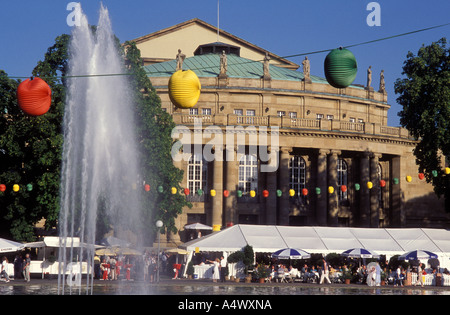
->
[0, 238, 24, 253]
[180, 224, 450, 267]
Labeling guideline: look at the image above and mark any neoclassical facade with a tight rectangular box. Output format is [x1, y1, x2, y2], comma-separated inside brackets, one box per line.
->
[132, 19, 448, 243]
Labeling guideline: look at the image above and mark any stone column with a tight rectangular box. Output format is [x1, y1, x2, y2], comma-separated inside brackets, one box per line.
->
[279, 147, 292, 226]
[316, 149, 329, 226]
[360, 151, 371, 227]
[224, 145, 237, 226]
[212, 146, 224, 229]
[370, 153, 382, 228]
[265, 148, 279, 225]
[328, 150, 341, 226]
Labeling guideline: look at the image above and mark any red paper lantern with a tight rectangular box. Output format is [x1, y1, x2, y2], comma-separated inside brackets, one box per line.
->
[380, 180, 386, 188]
[184, 188, 190, 196]
[144, 184, 150, 192]
[418, 173, 425, 180]
[0, 184, 5, 192]
[262, 190, 269, 198]
[17, 77, 52, 116]
[340, 185, 347, 193]
[223, 190, 230, 198]
[302, 188, 308, 196]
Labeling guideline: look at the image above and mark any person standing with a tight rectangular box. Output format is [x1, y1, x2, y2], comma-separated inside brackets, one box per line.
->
[414, 263, 424, 287]
[1, 257, 10, 282]
[14, 254, 23, 280]
[23, 253, 31, 282]
[220, 256, 227, 282]
[319, 258, 331, 284]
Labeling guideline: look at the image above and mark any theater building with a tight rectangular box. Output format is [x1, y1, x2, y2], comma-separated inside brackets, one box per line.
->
[131, 19, 448, 244]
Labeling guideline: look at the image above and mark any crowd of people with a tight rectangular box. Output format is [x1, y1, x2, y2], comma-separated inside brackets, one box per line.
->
[0, 253, 31, 283]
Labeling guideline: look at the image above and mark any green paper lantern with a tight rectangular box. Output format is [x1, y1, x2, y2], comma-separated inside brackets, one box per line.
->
[157, 186, 164, 193]
[26, 184, 33, 191]
[393, 178, 399, 185]
[276, 189, 282, 197]
[355, 183, 361, 191]
[324, 47, 358, 89]
[237, 190, 243, 198]
[315, 187, 321, 195]
[432, 170, 438, 177]
[197, 189, 203, 196]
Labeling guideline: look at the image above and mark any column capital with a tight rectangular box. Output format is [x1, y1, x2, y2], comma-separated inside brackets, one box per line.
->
[371, 152, 382, 160]
[319, 149, 330, 156]
[280, 146, 293, 155]
[330, 150, 341, 156]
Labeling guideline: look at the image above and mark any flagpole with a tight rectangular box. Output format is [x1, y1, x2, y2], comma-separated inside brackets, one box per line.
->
[217, 0, 220, 42]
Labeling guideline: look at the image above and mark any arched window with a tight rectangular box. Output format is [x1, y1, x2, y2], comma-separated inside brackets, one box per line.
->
[289, 156, 306, 199]
[187, 153, 208, 195]
[238, 154, 258, 195]
[337, 159, 348, 201]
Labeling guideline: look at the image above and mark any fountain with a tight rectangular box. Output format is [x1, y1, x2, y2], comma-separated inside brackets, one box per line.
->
[58, 4, 143, 294]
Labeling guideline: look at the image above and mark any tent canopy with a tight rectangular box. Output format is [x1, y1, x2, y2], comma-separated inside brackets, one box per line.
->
[179, 225, 450, 259]
[0, 238, 24, 253]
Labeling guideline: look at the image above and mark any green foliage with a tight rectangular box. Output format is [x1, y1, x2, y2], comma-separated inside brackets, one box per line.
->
[227, 251, 244, 264]
[0, 35, 68, 241]
[395, 38, 450, 212]
[242, 244, 255, 268]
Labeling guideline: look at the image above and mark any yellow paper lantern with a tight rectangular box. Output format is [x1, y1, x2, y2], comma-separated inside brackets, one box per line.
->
[445, 167, 450, 175]
[406, 176, 412, 183]
[367, 181, 373, 189]
[13, 184, 20, 192]
[210, 189, 216, 197]
[168, 70, 201, 109]
[213, 225, 221, 232]
[328, 186, 334, 194]
[250, 190, 256, 198]
[171, 187, 177, 194]
[289, 189, 295, 197]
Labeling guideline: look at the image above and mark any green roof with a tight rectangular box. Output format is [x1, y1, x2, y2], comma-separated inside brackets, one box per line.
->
[144, 53, 329, 84]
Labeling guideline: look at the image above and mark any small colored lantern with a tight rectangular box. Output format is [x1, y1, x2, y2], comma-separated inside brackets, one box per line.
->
[197, 189, 203, 196]
[13, 184, 20, 192]
[26, 184, 33, 191]
[379, 180, 386, 188]
[250, 190, 256, 198]
[157, 186, 164, 193]
[315, 187, 321, 195]
[237, 190, 243, 198]
[276, 189, 282, 197]
[393, 178, 399, 185]
[418, 173, 425, 180]
[355, 183, 361, 191]
[0, 184, 6, 192]
[328, 186, 334, 194]
[324, 47, 358, 89]
[144, 184, 150, 192]
[262, 190, 269, 198]
[168, 70, 201, 109]
[171, 187, 177, 194]
[445, 167, 450, 175]
[406, 176, 412, 183]
[223, 190, 230, 198]
[367, 181, 373, 189]
[289, 189, 295, 197]
[210, 189, 216, 197]
[184, 188, 190, 196]
[432, 170, 438, 177]
[17, 77, 52, 116]
[340, 185, 347, 193]
[302, 188, 308, 196]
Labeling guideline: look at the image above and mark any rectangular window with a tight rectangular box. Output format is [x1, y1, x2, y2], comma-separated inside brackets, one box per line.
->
[289, 112, 297, 119]
[277, 111, 286, 117]
[358, 118, 364, 123]
[234, 109, 243, 116]
[202, 108, 212, 115]
[187, 154, 208, 200]
[316, 114, 324, 120]
[246, 110, 256, 116]
[327, 115, 334, 120]
[349, 117, 356, 123]
[189, 108, 198, 115]
[238, 155, 258, 196]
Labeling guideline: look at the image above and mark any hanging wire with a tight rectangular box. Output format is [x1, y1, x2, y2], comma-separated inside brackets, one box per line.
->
[5, 22, 450, 80]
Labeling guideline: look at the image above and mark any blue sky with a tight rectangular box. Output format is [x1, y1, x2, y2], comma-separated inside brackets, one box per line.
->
[0, 0, 449, 126]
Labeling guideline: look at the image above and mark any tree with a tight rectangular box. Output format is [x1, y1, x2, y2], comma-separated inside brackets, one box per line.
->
[0, 36, 68, 241]
[395, 38, 450, 212]
[123, 41, 191, 240]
